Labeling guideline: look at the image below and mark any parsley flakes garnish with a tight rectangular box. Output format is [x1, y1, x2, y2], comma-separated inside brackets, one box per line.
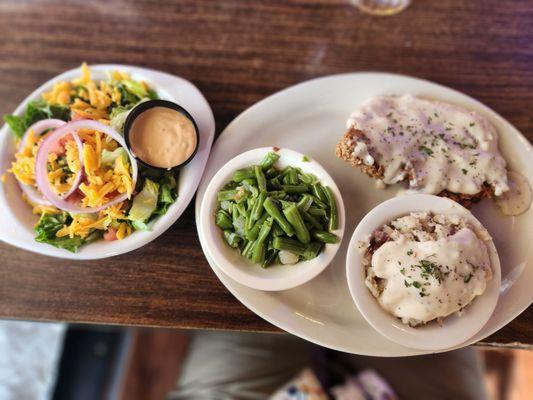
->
[417, 259, 444, 284]
[419, 145, 434, 156]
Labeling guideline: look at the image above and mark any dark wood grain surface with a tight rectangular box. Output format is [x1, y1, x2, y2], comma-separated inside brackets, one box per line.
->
[0, 0, 531, 346]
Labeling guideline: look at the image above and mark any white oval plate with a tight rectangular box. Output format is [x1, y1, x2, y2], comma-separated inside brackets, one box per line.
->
[346, 194, 501, 351]
[0, 64, 215, 259]
[195, 73, 533, 356]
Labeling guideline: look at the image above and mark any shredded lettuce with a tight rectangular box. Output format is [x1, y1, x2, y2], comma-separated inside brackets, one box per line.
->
[3, 100, 70, 138]
[34, 212, 100, 253]
[130, 220, 149, 231]
[122, 80, 148, 99]
[128, 179, 159, 222]
[153, 183, 175, 216]
[3, 115, 25, 139]
[109, 98, 151, 133]
[101, 147, 127, 164]
[109, 105, 131, 133]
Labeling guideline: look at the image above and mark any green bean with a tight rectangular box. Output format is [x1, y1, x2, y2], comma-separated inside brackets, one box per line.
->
[306, 195, 327, 209]
[324, 186, 338, 230]
[235, 203, 248, 219]
[272, 221, 285, 236]
[307, 206, 327, 217]
[215, 210, 233, 230]
[223, 230, 242, 248]
[269, 177, 282, 190]
[241, 178, 259, 197]
[282, 202, 310, 244]
[245, 211, 255, 231]
[262, 249, 278, 268]
[220, 200, 233, 213]
[281, 184, 308, 194]
[312, 231, 339, 244]
[297, 194, 313, 211]
[254, 165, 267, 192]
[312, 183, 328, 204]
[251, 217, 273, 263]
[287, 169, 299, 185]
[217, 189, 237, 202]
[242, 240, 254, 259]
[232, 202, 239, 220]
[233, 167, 256, 182]
[233, 187, 249, 203]
[250, 191, 266, 222]
[299, 172, 317, 185]
[272, 236, 306, 255]
[246, 213, 269, 241]
[265, 167, 278, 178]
[267, 190, 286, 200]
[263, 197, 294, 236]
[279, 166, 292, 178]
[260, 151, 280, 170]
[252, 243, 265, 264]
[302, 242, 323, 260]
[300, 209, 323, 230]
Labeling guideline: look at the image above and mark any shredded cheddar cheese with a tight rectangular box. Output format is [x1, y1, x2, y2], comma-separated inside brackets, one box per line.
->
[56, 214, 112, 239]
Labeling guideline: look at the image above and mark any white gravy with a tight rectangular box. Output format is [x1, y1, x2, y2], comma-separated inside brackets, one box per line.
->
[369, 228, 491, 324]
[495, 171, 532, 216]
[347, 95, 509, 196]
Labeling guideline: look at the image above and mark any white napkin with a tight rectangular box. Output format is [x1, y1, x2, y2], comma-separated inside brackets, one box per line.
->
[0, 320, 65, 400]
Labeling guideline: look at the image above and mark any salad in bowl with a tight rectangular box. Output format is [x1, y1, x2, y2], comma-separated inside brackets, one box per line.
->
[2, 64, 179, 252]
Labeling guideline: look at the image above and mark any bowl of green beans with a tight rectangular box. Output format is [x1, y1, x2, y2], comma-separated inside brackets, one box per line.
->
[199, 147, 345, 291]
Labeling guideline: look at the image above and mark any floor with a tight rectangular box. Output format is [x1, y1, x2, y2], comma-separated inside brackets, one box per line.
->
[482, 347, 533, 400]
[117, 329, 533, 400]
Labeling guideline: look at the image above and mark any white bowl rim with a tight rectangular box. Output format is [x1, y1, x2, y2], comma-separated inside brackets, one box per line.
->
[199, 146, 346, 291]
[346, 193, 502, 351]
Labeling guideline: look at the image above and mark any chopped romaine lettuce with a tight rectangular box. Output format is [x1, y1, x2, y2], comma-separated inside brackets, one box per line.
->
[109, 98, 151, 133]
[3, 115, 26, 138]
[128, 179, 159, 222]
[101, 147, 128, 164]
[109, 105, 131, 133]
[130, 220, 149, 231]
[122, 79, 148, 99]
[3, 100, 70, 138]
[34, 212, 100, 252]
[153, 183, 175, 216]
[109, 105, 130, 120]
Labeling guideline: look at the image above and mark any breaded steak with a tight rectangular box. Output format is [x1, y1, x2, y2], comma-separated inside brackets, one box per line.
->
[335, 95, 509, 206]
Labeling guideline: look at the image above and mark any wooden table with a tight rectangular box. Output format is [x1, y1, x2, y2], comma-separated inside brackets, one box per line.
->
[0, 0, 531, 347]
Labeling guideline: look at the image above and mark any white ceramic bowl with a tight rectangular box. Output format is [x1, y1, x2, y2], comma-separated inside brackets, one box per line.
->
[346, 194, 501, 351]
[199, 147, 345, 291]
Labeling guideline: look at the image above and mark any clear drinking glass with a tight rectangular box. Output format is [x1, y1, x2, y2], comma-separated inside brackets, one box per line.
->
[352, 0, 411, 16]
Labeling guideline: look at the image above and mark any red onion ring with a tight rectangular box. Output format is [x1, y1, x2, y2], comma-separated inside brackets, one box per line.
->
[35, 119, 138, 214]
[18, 119, 66, 152]
[17, 119, 67, 206]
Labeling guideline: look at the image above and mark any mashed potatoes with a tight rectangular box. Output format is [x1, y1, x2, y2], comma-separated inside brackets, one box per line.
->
[360, 212, 492, 326]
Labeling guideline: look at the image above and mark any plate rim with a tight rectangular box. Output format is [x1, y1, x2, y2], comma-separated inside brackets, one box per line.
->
[195, 71, 533, 356]
[0, 64, 215, 259]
